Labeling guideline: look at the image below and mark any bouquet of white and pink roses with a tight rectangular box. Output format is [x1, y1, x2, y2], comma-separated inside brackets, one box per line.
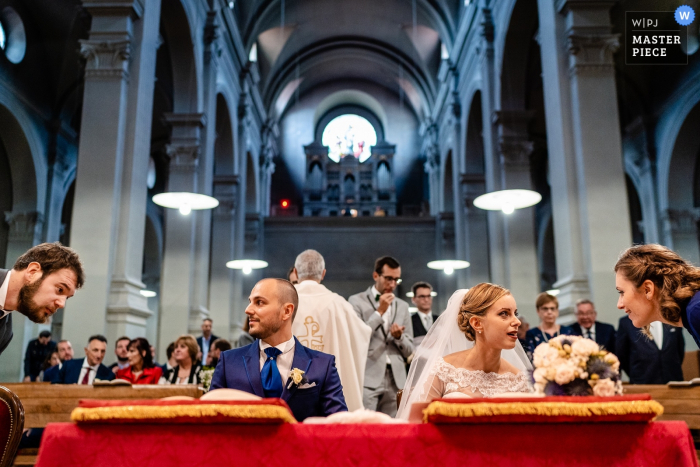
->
[532, 335, 623, 397]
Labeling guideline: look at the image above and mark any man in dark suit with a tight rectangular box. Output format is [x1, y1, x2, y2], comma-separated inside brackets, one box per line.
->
[0, 242, 85, 357]
[570, 299, 616, 351]
[196, 318, 219, 365]
[410, 281, 439, 346]
[211, 278, 347, 421]
[616, 316, 685, 384]
[55, 335, 115, 384]
[23, 330, 57, 381]
[43, 340, 74, 383]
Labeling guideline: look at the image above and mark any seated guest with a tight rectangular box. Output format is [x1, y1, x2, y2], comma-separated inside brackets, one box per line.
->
[211, 278, 347, 421]
[109, 336, 131, 374]
[42, 340, 74, 383]
[160, 335, 201, 385]
[160, 342, 176, 374]
[517, 316, 530, 351]
[116, 337, 162, 384]
[38, 350, 60, 382]
[570, 299, 616, 351]
[616, 315, 684, 384]
[55, 335, 115, 384]
[525, 292, 574, 356]
[237, 317, 255, 348]
[207, 338, 232, 367]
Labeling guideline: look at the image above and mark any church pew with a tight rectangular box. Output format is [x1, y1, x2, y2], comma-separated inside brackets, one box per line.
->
[1, 383, 203, 466]
[624, 385, 700, 429]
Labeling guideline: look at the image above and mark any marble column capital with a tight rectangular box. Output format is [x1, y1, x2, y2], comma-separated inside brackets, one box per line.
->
[213, 175, 239, 219]
[4, 211, 44, 243]
[80, 39, 131, 80]
[498, 137, 535, 170]
[663, 208, 700, 235]
[566, 32, 620, 75]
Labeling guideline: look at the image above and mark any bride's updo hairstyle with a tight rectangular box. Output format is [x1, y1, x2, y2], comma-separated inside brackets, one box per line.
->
[458, 282, 510, 341]
[615, 244, 700, 325]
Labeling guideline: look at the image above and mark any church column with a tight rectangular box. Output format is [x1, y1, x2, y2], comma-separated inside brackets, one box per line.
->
[1, 212, 45, 381]
[421, 122, 441, 217]
[537, 0, 632, 318]
[189, 12, 219, 337]
[64, 0, 161, 351]
[459, 175, 491, 286]
[478, 6, 507, 285]
[259, 122, 277, 217]
[494, 110, 539, 315]
[209, 175, 238, 342]
[158, 113, 206, 359]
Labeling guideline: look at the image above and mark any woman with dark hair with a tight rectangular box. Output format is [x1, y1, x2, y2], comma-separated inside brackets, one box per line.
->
[159, 335, 202, 385]
[116, 337, 162, 384]
[615, 243, 700, 347]
[38, 350, 60, 382]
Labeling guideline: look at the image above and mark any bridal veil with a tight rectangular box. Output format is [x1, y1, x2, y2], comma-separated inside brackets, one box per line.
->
[396, 289, 533, 420]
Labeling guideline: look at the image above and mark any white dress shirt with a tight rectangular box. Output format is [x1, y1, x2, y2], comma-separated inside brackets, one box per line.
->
[78, 357, 101, 385]
[0, 270, 11, 320]
[201, 335, 212, 364]
[259, 336, 295, 386]
[418, 310, 433, 331]
[582, 323, 596, 342]
[649, 321, 664, 350]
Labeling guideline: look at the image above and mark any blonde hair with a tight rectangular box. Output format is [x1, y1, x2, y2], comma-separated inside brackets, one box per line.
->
[458, 283, 511, 341]
[615, 244, 700, 328]
[175, 335, 199, 362]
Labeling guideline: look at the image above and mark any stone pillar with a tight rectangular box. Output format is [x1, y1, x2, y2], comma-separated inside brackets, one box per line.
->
[190, 12, 220, 338]
[1, 212, 45, 381]
[209, 175, 238, 342]
[420, 121, 441, 217]
[478, 6, 507, 286]
[63, 0, 161, 353]
[537, 0, 632, 319]
[259, 122, 277, 217]
[158, 113, 206, 361]
[662, 209, 700, 265]
[494, 110, 539, 318]
[459, 175, 491, 286]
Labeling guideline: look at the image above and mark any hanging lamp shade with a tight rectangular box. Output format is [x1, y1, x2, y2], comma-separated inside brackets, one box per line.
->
[427, 260, 470, 275]
[152, 192, 219, 215]
[226, 259, 269, 275]
[473, 189, 542, 214]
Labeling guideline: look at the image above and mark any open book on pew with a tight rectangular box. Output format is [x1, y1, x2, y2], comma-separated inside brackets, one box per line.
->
[92, 379, 132, 387]
[667, 377, 700, 387]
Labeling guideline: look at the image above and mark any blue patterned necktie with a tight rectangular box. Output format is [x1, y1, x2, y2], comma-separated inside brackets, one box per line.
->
[261, 347, 283, 398]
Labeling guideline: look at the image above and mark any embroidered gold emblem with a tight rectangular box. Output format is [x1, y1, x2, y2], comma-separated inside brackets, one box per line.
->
[297, 316, 324, 351]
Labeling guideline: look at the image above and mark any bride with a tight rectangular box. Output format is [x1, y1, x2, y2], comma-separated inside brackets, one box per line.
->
[397, 283, 533, 419]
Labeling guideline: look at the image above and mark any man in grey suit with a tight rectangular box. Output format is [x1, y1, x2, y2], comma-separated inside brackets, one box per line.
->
[0, 242, 84, 357]
[349, 256, 413, 416]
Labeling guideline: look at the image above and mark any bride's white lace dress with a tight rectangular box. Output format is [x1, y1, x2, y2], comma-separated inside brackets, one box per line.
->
[426, 357, 531, 399]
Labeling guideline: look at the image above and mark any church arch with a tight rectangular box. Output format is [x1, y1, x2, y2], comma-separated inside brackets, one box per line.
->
[245, 152, 258, 214]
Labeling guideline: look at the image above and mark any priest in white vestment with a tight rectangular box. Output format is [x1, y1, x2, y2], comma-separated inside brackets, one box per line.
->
[292, 249, 372, 412]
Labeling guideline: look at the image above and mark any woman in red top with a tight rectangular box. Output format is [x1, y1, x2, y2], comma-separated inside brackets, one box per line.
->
[116, 337, 162, 384]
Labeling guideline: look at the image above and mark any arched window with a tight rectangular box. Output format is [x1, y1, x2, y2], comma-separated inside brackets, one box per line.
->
[321, 114, 377, 163]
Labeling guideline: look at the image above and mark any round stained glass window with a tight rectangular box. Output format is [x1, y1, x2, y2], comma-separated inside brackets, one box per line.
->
[321, 114, 377, 163]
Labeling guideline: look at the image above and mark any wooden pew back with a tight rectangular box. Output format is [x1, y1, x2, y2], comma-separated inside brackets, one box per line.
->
[1, 383, 203, 428]
[624, 384, 700, 429]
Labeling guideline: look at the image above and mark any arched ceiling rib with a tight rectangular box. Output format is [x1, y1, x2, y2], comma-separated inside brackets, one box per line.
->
[241, 0, 459, 120]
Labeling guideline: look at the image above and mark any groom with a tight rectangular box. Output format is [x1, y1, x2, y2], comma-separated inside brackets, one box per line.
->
[210, 278, 347, 421]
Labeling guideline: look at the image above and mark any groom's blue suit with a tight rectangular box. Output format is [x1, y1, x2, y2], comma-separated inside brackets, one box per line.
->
[210, 337, 348, 421]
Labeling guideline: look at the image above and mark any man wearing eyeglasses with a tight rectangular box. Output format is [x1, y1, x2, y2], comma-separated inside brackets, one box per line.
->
[410, 282, 439, 347]
[349, 256, 414, 416]
[570, 299, 616, 352]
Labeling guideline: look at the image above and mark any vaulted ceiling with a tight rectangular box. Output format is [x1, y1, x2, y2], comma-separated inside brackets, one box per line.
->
[235, 0, 463, 121]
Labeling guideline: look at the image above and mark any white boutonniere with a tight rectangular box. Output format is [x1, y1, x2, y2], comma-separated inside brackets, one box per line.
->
[287, 368, 309, 389]
[199, 367, 215, 392]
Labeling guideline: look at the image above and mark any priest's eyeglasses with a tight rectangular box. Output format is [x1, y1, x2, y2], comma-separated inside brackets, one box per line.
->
[380, 275, 402, 285]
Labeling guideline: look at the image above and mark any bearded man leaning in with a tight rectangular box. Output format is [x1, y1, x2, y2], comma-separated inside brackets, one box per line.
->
[210, 278, 347, 421]
[0, 242, 84, 357]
